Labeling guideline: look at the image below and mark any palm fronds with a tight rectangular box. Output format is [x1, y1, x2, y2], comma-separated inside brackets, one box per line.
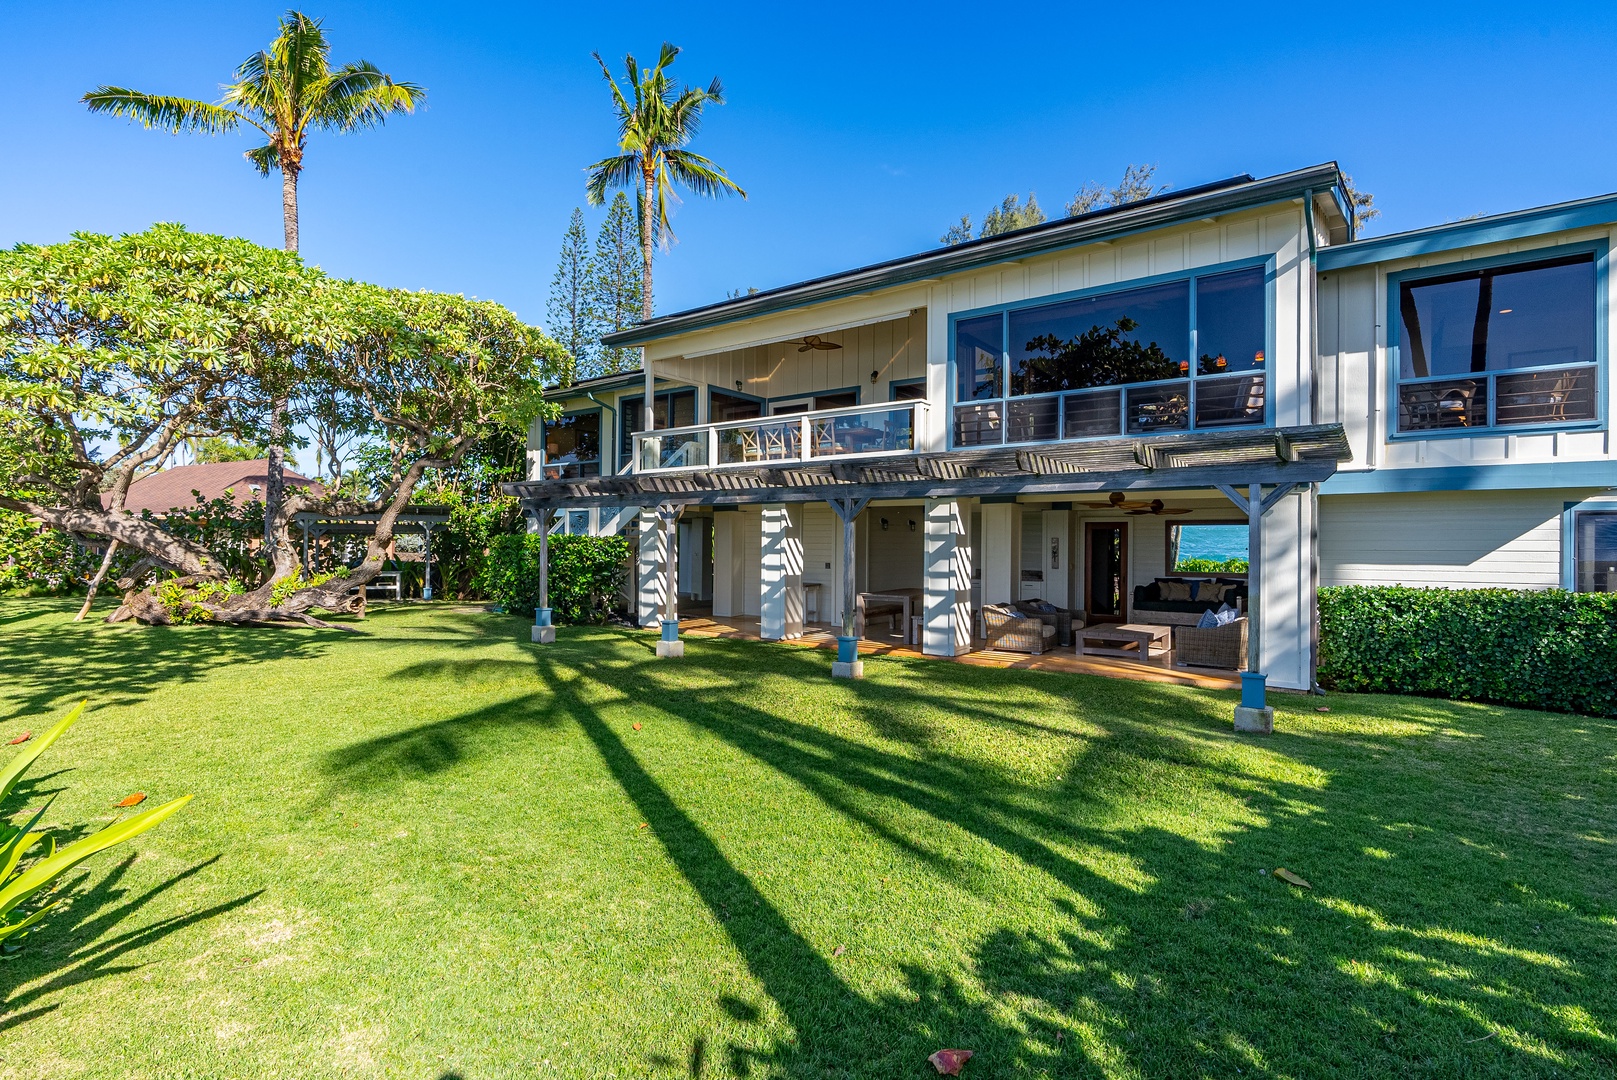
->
[81, 88, 244, 135]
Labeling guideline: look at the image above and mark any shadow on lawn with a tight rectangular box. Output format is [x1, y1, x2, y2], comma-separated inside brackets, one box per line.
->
[328, 627, 1615, 1077]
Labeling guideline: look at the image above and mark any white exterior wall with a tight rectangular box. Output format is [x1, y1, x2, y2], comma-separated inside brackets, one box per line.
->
[1319, 490, 1602, 589]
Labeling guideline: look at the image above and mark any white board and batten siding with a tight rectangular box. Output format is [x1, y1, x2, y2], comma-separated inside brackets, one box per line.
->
[1319, 490, 1605, 590]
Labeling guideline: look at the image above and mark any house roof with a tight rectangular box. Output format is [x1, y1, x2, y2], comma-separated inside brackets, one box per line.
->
[601, 162, 1350, 350]
[106, 459, 317, 516]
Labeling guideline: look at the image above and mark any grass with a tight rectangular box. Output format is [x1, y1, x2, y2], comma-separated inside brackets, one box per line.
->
[0, 597, 1612, 1078]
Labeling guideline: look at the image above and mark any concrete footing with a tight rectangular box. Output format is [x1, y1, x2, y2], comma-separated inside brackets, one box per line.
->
[656, 640, 685, 659]
[531, 625, 556, 644]
[831, 660, 864, 679]
[1234, 705, 1274, 734]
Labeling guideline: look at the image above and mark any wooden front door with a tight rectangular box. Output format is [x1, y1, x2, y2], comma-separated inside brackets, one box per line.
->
[1084, 522, 1128, 623]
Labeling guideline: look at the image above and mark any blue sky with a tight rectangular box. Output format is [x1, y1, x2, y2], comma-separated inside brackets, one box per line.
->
[4, 1, 1617, 333]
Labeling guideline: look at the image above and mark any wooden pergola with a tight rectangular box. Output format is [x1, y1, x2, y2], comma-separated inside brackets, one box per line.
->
[504, 424, 1352, 708]
[290, 506, 452, 600]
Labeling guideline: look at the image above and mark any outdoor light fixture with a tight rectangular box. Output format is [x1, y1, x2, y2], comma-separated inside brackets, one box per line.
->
[880, 517, 890, 530]
[735, 379, 744, 390]
[870, 370, 879, 384]
[908, 519, 917, 532]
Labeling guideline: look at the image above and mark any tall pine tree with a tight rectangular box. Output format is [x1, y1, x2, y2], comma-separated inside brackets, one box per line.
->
[587, 192, 645, 376]
[546, 207, 595, 379]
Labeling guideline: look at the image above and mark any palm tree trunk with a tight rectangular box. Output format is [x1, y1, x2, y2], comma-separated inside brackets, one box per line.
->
[266, 164, 299, 558]
[641, 167, 657, 438]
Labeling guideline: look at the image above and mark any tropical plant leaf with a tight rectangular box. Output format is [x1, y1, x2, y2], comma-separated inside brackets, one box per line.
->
[0, 795, 193, 921]
[0, 901, 59, 943]
[0, 701, 84, 805]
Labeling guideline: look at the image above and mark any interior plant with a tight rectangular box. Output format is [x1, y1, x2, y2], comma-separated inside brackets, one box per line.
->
[0, 702, 191, 948]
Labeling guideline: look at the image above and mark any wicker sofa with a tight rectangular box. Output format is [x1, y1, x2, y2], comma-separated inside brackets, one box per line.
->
[1132, 577, 1248, 626]
[1173, 617, 1248, 670]
[1010, 600, 1077, 646]
[981, 603, 1058, 655]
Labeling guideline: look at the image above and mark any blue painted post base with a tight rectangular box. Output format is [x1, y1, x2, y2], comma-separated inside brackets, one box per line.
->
[832, 635, 863, 678]
[531, 607, 555, 644]
[1235, 672, 1272, 733]
[656, 618, 684, 658]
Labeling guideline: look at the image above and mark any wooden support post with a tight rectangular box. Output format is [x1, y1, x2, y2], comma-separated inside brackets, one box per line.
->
[421, 524, 435, 601]
[532, 506, 554, 643]
[828, 497, 868, 677]
[1234, 481, 1273, 732]
[657, 504, 683, 657]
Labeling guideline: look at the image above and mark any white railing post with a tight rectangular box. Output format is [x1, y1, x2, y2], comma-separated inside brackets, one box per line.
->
[800, 415, 812, 462]
[708, 426, 719, 467]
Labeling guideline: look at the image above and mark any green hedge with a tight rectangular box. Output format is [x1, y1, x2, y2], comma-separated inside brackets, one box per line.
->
[1318, 585, 1617, 716]
[475, 533, 630, 625]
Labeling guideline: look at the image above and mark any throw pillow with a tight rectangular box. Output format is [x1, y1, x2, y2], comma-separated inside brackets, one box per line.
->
[1192, 581, 1227, 604]
[1215, 605, 1240, 626]
[1196, 609, 1219, 630]
[1157, 579, 1193, 602]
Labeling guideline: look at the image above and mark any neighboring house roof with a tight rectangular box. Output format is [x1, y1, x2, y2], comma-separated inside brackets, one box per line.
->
[601, 162, 1350, 349]
[105, 459, 318, 515]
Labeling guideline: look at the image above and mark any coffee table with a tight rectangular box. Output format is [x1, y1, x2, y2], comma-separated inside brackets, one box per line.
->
[1079, 623, 1173, 664]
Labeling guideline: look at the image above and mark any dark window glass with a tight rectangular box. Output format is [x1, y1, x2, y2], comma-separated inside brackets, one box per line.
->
[1196, 267, 1266, 375]
[542, 412, 601, 477]
[1398, 378, 1488, 431]
[1195, 373, 1266, 427]
[1399, 257, 1595, 379]
[620, 389, 696, 462]
[1008, 280, 1189, 396]
[1126, 381, 1190, 434]
[710, 391, 762, 422]
[891, 380, 927, 401]
[1007, 398, 1060, 443]
[1576, 511, 1617, 592]
[1495, 366, 1597, 426]
[815, 391, 858, 410]
[1063, 388, 1123, 439]
[953, 402, 1003, 446]
[955, 314, 1003, 401]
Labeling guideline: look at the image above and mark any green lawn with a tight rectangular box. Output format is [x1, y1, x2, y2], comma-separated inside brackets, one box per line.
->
[0, 597, 1612, 1078]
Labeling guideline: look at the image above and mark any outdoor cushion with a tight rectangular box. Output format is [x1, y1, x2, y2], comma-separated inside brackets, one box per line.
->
[1156, 579, 1193, 602]
[1194, 581, 1230, 604]
[1196, 608, 1220, 629]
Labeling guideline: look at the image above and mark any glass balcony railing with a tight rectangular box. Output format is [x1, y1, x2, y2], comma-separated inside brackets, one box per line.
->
[634, 401, 928, 474]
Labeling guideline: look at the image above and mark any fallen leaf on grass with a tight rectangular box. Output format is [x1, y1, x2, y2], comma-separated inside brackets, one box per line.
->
[1315, 706, 1331, 713]
[928, 1049, 973, 1075]
[832, 945, 845, 957]
[7, 731, 30, 745]
[1274, 868, 1312, 889]
[638, 823, 649, 829]
[632, 723, 642, 731]
[115, 792, 147, 808]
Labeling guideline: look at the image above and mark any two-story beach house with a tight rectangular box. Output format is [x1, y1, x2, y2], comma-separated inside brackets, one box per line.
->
[506, 162, 1616, 700]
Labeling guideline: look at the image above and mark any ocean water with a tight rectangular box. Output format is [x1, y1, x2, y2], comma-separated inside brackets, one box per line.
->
[1173, 524, 1248, 564]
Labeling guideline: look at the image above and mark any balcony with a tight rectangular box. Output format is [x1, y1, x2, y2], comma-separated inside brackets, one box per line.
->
[634, 401, 928, 473]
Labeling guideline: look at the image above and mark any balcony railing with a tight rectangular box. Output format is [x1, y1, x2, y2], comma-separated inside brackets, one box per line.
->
[634, 401, 928, 473]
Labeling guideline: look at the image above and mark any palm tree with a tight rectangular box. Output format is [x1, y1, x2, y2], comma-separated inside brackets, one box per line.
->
[84, 10, 424, 554]
[585, 43, 745, 327]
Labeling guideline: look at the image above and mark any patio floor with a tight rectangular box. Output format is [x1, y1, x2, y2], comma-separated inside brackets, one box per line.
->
[674, 613, 1242, 690]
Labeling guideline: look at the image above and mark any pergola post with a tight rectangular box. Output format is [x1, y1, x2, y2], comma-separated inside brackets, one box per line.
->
[532, 506, 555, 644]
[828, 497, 868, 677]
[1217, 480, 1300, 734]
[656, 503, 684, 658]
[421, 523, 435, 601]
[300, 520, 310, 574]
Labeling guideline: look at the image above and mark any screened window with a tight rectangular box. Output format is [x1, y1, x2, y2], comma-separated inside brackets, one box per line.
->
[620, 389, 696, 463]
[1574, 511, 1617, 593]
[541, 412, 601, 478]
[952, 266, 1268, 447]
[1396, 255, 1598, 432]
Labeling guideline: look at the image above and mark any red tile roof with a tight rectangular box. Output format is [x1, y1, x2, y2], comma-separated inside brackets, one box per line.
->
[105, 460, 319, 516]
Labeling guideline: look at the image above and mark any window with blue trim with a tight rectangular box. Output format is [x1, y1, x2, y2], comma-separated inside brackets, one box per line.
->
[541, 411, 601, 478]
[1395, 254, 1598, 433]
[952, 266, 1268, 447]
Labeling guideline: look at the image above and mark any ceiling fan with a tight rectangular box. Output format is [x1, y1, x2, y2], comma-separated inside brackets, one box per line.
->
[792, 335, 842, 352]
[1079, 492, 1190, 515]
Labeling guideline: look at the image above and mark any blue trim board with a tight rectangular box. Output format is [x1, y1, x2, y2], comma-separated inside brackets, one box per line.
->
[766, 384, 862, 411]
[1383, 241, 1608, 441]
[1318, 193, 1617, 270]
[1321, 461, 1617, 495]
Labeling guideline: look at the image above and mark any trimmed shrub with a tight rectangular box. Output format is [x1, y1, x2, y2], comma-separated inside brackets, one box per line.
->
[476, 533, 630, 625]
[1318, 585, 1617, 716]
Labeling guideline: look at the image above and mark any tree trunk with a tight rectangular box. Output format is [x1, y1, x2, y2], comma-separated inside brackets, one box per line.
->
[641, 168, 657, 440]
[0, 497, 223, 580]
[281, 166, 300, 253]
[267, 164, 299, 561]
[75, 539, 119, 622]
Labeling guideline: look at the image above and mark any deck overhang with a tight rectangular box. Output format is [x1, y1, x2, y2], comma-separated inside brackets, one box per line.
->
[503, 424, 1352, 512]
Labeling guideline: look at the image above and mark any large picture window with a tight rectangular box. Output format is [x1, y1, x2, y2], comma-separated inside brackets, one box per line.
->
[1574, 510, 1617, 592]
[951, 265, 1268, 447]
[1395, 253, 1599, 433]
[541, 411, 601, 478]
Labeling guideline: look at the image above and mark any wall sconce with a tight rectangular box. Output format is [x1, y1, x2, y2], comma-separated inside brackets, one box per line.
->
[870, 370, 880, 385]
[880, 517, 890, 531]
[908, 519, 917, 532]
[734, 379, 743, 391]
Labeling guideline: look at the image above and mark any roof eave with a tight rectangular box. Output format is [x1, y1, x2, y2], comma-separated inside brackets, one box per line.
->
[602, 162, 1345, 349]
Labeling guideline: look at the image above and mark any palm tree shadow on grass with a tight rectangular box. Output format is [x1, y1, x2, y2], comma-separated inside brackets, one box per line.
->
[325, 630, 1616, 1076]
[0, 853, 262, 1032]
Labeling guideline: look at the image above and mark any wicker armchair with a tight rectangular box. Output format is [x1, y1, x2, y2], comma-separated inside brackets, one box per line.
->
[1011, 600, 1076, 646]
[1173, 618, 1248, 671]
[981, 603, 1057, 655]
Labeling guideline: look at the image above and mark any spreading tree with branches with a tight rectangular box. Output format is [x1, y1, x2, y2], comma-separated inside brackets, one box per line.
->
[0, 225, 564, 628]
